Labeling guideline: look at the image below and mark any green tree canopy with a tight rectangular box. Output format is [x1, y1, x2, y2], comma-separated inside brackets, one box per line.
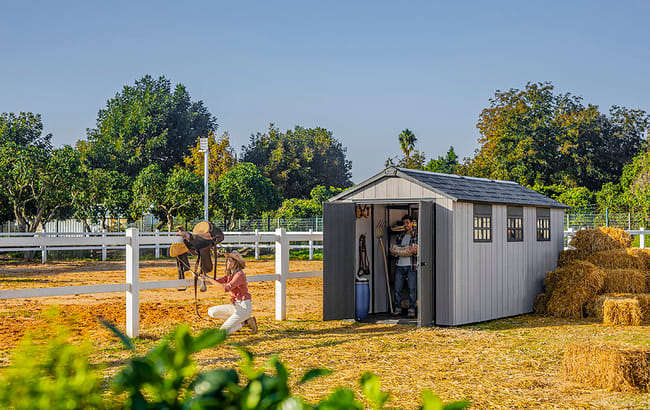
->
[0, 112, 52, 150]
[212, 162, 282, 223]
[465, 82, 649, 190]
[0, 143, 83, 232]
[275, 185, 345, 218]
[72, 168, 133, 231]
[132, 165, 203, 231]
[241, 124, 352, 199]
[398, 128, 417, 158]
[424, 146, 459, 174]
[79, 75, 217, 177]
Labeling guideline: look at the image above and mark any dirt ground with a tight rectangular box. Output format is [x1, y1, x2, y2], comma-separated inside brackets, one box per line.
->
[2, 258, 650, 409]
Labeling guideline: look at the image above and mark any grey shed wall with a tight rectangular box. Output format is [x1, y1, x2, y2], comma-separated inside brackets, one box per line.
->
[447, 203, 564, 325]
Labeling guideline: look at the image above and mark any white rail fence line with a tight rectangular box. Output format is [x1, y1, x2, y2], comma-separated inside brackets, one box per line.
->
[0, 228, 323, 338]
[564, 228, 646, 248]
[0, 229, 322, 263]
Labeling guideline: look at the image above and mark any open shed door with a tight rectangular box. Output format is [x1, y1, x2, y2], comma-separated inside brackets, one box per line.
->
[418, 200, 435, 327]
[323, 202, 356, 320]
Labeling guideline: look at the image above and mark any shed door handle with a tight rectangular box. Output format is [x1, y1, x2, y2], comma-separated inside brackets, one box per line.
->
[420, 261, 428, 267]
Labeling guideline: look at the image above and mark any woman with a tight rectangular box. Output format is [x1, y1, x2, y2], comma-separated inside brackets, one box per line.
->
[207, 251, 257, 335]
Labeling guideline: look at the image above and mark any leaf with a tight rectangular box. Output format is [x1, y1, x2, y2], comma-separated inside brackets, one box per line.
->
[98, 317, 134, 351]
[360, 372, 390, 409]
[298, 368, 333, 385]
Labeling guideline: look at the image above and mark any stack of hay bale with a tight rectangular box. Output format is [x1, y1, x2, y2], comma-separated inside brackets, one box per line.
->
[534, 227, 650, 324]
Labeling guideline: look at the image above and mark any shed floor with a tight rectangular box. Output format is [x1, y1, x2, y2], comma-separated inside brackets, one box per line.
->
[358, 313, 417, 326]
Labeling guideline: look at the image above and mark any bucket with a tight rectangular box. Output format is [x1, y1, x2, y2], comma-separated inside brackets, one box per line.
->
[355, 279, 369, 321]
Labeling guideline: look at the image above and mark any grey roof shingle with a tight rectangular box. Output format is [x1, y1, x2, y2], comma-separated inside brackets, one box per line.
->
[397, 168, 569, 208]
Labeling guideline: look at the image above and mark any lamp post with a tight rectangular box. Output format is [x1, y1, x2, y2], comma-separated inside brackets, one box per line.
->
[199, 137, 209, 221]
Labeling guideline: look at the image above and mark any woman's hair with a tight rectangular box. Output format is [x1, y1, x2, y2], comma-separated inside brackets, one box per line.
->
[225, 256, 245, 275]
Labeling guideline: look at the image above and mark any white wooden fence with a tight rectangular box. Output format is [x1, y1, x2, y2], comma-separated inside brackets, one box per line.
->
[0, 229, 322, 263]
[0, 228, 323, 338]
[564, 227, 647, 248]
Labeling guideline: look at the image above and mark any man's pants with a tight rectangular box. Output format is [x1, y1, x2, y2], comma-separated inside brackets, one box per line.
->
[394, 265, 417, 311]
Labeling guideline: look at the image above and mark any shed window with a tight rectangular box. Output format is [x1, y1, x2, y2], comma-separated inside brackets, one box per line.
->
[473, 204, 492, 242]
[536, 208, 551, 241]
[507, 206, 524, 242]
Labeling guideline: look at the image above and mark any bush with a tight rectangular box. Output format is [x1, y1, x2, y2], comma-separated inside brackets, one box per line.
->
[1, 318, 469, 409]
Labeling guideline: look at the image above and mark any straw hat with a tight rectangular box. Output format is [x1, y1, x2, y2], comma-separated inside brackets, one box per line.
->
[169, 242, 189, 257]
[224, 250, 246, 268]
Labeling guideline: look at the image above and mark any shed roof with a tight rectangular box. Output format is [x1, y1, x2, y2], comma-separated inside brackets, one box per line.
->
[331, 167, 570, 208]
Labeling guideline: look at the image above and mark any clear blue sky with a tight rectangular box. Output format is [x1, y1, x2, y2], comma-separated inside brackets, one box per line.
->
[3, 1, 650, 183]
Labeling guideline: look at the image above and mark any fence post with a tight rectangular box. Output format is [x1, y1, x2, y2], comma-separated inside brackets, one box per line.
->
[155, 229, 160, 259]
[254, 229, 260, 260]
[40, 232, 47, 264]
[309, 228, 314, 260]
[641, 227, 645, 249]
[126, 228, 140, 338]
[275, 228, 288, 320]
[102, 230, 107, 261]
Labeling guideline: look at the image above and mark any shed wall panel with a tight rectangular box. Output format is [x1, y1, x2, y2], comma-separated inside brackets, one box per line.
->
[452, 203, 564, 325]
[345, 178, 447, 201]
[435, 198, 454, 325]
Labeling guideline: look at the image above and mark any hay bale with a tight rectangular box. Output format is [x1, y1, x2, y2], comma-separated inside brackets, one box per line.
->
[625, 248, 650, 269]
[558, 249, 589, 267]
[585, 250, 646, 270]
[546, 261, 605, 318]
[562, 342, 650, 392]
[601, 269, 647, 293]
[603, 298, 642, 326]
[586, 293, 650, 320]
[569, 227, 632, 254]
[533, 293, 548, 314]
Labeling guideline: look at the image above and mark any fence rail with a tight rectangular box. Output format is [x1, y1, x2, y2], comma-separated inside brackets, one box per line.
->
[0, 229, 322, 263]
[0, 228, 323, 338]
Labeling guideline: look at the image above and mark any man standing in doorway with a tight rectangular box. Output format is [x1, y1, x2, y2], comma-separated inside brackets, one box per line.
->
[390, 214, 418, 318]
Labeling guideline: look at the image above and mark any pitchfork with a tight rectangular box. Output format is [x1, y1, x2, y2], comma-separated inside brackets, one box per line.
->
[375, 219, 394, 313]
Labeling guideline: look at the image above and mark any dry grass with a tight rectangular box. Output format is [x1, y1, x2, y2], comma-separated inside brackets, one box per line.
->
[546, 261, 605, 318]
[532, 292, 548, 314]
[586, 250, 647, 270]
[562, 342, 650, 393]
[557, 249, 589, 267]
[601, 269, 648, 294]
[3, 259, 650, 408]
[586, 294, 650, 321]
[603, 298, 642, 326]
[569, 227, 632, 254]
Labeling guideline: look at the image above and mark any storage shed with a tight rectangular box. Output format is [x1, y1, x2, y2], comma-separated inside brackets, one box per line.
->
[323, 167, 569, 327]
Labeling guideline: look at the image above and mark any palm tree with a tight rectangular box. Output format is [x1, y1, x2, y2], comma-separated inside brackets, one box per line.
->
[398, 129, 417, 158]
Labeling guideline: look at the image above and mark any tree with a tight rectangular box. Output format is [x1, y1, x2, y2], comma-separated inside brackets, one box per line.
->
[182, 131, 237, 182]
[72, 168, 132, 231]
[0, 112, 52, 150]
[241, 125, 352, 199]
[275, 186, 345, 218]
[620, 151, 650, 223]
[212, 163, 282, 224]
[132, 165, 203, 231]
[0, 143, 83, 232]
[465, 82, 649, 190]
[424, 146, 459, 174]
[80, 75, 217, 177]
[398, 128, 417, 158]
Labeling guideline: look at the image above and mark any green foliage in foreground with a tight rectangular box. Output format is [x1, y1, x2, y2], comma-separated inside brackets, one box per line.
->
[0, 320, 469, 410]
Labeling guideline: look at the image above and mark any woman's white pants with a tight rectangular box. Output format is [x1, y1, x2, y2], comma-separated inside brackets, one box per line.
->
[208, 299, 253, 335]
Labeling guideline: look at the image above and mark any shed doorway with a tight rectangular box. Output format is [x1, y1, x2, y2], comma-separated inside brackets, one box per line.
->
[323, 200, 435, 327]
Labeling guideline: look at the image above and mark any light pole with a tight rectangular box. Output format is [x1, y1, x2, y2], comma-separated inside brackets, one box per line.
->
[199, 137, 209, 221]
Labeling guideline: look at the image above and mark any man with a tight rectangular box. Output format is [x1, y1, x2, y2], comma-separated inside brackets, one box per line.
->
[390, 214, 418, 318]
